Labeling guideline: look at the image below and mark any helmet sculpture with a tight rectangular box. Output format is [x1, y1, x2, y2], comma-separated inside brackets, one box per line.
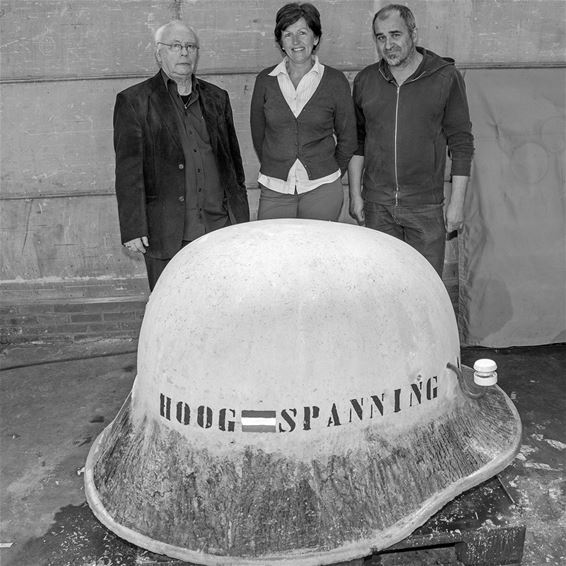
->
[85, 219, 521, 565]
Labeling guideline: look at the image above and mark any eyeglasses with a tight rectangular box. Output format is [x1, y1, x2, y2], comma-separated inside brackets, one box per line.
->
[157, 41, 199, 53]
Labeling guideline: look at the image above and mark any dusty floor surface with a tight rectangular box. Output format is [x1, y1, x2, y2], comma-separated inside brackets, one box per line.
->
[1, 339, 564, 566]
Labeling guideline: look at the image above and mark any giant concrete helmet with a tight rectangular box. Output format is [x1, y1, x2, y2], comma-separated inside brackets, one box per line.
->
[85, 219, 521, 565]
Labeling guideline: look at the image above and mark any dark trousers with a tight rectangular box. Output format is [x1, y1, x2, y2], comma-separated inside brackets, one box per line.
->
[257, 178, 344, 221]
[143, 240, 191, 291]
[364, 201, 446, 277]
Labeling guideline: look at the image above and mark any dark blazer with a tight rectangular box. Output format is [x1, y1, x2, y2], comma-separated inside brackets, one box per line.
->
[114, 72, 249, 259]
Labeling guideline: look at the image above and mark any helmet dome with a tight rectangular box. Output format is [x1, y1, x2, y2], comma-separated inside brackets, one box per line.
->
[86, 219, 521, 565]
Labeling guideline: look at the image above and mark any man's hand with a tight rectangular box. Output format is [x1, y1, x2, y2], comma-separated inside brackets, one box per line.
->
[124, 236, 149, 254]
[348, 155, 366, 226]
[444, 175, 468, 233]
[349, 193, 365, 225]
[444, 200, 464, 233]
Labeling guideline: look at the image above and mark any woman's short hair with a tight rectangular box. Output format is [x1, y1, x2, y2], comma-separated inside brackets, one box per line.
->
[274, 3, 322, 51]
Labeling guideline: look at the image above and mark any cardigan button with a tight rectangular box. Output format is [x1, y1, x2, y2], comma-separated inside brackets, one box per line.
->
[178, 163, 184, 170]
[178, 196, 185, 203]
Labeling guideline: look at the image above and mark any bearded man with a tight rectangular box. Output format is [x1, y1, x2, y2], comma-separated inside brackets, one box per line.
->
[348, 4, 474, 276]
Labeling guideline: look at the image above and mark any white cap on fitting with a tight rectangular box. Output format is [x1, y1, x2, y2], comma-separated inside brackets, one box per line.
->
[473, 358, 498, 386]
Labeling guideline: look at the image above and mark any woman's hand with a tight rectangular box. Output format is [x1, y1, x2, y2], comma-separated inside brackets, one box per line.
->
[349, 193, 365, 225]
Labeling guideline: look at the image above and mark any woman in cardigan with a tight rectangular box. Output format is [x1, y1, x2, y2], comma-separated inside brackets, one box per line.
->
[250, 2, 357, 221]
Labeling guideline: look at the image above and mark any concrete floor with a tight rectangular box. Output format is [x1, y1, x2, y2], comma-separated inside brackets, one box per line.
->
[1, 339, 564, 566]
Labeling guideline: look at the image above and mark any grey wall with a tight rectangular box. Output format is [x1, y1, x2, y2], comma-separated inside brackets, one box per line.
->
[1, 0, 565, 307]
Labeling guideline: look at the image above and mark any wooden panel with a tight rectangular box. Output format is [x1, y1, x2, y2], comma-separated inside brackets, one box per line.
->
[0, 187, 260, 280]
[1, 0, 564, 83]
[0, 75, 260, 198]
[406, 0, 566, 66]
[1, 80, 115, 198]
[0, 0, 174, 80]
[0, 195, 143, 279]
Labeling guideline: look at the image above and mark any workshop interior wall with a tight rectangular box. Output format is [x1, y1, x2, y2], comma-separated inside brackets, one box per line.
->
[1, 0, 564, 344]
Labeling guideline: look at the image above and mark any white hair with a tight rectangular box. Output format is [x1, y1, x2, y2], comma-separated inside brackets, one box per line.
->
[154, 21, 200, 46]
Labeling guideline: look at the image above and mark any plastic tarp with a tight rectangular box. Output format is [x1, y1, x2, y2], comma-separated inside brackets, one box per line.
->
[458, 68, 566, 347]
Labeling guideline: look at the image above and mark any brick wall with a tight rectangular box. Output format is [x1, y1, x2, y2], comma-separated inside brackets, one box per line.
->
[0, 299, 145, 345]
[0, 278, 148, 346]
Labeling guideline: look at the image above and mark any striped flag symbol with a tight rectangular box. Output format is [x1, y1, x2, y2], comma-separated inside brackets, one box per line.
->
[241, 410, 276, 433]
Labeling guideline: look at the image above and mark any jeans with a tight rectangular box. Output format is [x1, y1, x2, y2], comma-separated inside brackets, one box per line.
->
[364, 201, 446, 277]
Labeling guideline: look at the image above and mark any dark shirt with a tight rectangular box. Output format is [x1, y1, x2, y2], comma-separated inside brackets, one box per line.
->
[163, 71, 228, 240]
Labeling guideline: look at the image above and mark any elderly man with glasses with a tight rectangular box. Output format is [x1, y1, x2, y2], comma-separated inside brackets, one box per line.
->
[114, 21, 249, 290]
